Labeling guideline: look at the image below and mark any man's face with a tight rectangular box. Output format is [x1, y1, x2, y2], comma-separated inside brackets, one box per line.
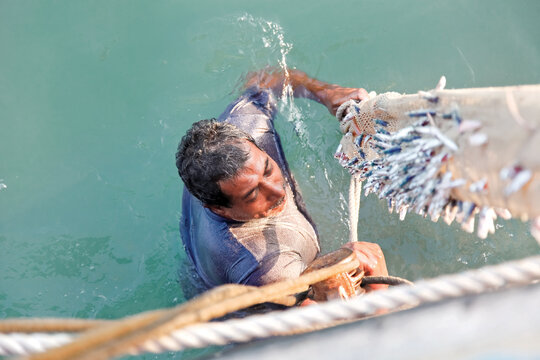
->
[210, 141, 287, 221]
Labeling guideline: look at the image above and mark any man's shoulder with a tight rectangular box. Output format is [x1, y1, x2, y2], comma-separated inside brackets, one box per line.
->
[180, 189, 260, 286]
[181, 189, 231, 240]
[217, 86, 277, 124]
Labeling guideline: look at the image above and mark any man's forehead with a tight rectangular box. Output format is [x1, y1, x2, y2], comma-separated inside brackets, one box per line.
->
[235, 140, 267, 160]
[218, 142, 268, 195]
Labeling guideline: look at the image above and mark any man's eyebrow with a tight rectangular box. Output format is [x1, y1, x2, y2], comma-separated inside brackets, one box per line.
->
[241, 157, 269, 200]
[242, 187, 257, 200]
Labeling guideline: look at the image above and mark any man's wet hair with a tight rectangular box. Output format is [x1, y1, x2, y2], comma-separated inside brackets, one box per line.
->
[176, 119, 258, 208]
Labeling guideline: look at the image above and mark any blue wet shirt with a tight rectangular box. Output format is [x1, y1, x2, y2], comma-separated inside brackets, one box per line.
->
[180, 87, 320, 288]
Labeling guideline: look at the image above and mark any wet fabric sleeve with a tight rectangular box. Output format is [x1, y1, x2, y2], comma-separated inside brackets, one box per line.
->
[181, 189, 260, 288]
[218, 86, 287, 173]
[242, 250, 306, 287]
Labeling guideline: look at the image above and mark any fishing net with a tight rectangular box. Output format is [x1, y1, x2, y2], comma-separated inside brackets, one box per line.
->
[335, 79, 540, 242]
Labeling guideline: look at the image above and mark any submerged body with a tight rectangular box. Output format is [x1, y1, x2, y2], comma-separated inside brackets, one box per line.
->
[180, 87, 319, 288]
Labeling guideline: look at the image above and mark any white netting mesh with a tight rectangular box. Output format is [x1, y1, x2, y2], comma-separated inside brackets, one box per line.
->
[335, 83, 540, 242]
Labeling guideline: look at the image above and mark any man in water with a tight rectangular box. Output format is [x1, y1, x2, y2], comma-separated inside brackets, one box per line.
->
[176, 69, 387, 291]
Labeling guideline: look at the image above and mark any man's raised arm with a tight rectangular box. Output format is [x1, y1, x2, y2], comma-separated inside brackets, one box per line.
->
[245, 68, 369, 116]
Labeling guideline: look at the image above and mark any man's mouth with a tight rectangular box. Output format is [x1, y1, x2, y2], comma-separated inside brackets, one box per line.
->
[269, 195, 286, 211]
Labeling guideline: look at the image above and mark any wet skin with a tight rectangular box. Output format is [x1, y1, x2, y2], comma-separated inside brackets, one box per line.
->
[209, 141, 287, 221]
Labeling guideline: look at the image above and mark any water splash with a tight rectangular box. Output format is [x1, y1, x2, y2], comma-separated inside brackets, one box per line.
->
[236, 14, 308, 140]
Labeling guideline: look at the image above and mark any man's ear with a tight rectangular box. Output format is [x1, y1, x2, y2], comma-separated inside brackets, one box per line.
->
[206, 204, 228, 218]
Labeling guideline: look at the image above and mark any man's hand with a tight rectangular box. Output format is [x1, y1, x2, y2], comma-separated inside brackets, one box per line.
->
[341, 241, 389, 291]
[318, 85, 369, 116]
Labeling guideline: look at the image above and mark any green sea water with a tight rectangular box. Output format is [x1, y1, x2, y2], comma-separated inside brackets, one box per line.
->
[1, 1, 540, 359]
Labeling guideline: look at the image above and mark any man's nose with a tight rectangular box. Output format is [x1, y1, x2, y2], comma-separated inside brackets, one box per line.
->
[261, 178, 285, 198]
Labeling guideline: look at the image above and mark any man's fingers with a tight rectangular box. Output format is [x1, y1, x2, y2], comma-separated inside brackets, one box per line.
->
[342, 241, 387, 277]
[358, 88, 369, 100]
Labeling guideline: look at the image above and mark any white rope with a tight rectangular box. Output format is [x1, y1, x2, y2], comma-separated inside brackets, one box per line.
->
[3, 255, 540, 357]
[338, 99, 364, 243]
[348, 175, 362, 242]
[0, 333, 72, 357]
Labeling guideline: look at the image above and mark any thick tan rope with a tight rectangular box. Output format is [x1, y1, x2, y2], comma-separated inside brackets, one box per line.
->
[20, 257, 359, 360]
[1, 285, 291, 335]
[3, 255, 539, 357]
[0, 319, 111, 334]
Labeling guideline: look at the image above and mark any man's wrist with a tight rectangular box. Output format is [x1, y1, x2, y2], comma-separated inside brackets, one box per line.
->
[289, 70, 337, 108]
